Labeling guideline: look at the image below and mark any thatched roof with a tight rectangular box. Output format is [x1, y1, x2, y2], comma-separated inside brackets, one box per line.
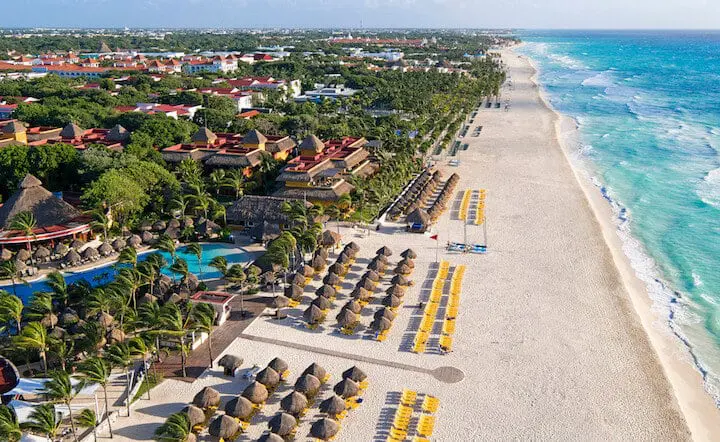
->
[398, 258, 415, 268]
[394, 264, 412, 275]
[376, 246, 393, 257]
[320, 230, 341, 247]
[336, 309, 357, 327]
[218, 354, 243, 371]
[82, 247, 99, 260]
[227, 195, 311, 226]
[363, 270, 380, 282]
[191, 127, 217, 144]
[258, 433, 284, 442]
[311, 255, 326, 271]
[53, 243, 69, 256]
[350, 287, 372, 301]
[280, 391, 308, 416]
[2, 121, 25, 134]
[294, 374, 320, 395]
[272, 295, 290, 309]
[302, 363, 327, 382]
[336, 252, 351, 265]
[382, 294, 402, 308]
[196, 218, 221, 235]
[342, 300, 362, 314]
[70, 238, 85, 249]
[366, 260, 384, 272]
[128, 234, 142, 247]
[319, 395, 346, 416]
[374, 307, 396, 321]
[152, 220, 166, 231]
[107, 124, 130, 142]
[98, 242, 113, 256]
[315, 284, 336, 299]
[0, 174, 82, 229]
[34, 245, 50, 258]
[302, 265, 314, 277]
[182, 405, 205, 427]
[141, 231, 154, 244]
[256, 366, 280, 388]
[225, 395, 253, 420]
[268, 412, 297, 437]
[310, 418, 340, 440]
[345, 241, 360, 252]
[311, 296, 331, 311]
[243, 129, 268, 145]
[209, 415, 239, 439]
[16, 249, 30, 262]
[406, 207, 430, 225]
[299, 134, 325, 153]
[333, 378, 359, 398]
[242, 381, 269, 404]
[328, 262, 345, 276]
[111, 238, 126, 251]
[60, 123, 83, 138]
[323, 272, 341, 286]
[290, 273, 305, 286]
[342, 366, 367, 382]
[386, 284, 405, 297]
[193, 386, 220, 409]
[391, 275, 411, 286]
[268, 357, 289, 374]
[284, 284, 304, 300]
[65, 250, 81, 265]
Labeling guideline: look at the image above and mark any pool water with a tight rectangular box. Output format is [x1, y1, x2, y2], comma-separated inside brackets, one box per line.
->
[1, 243, 257, 304]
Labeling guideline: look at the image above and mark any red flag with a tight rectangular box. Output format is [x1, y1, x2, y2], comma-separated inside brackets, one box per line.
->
[430, 234, 438, 240]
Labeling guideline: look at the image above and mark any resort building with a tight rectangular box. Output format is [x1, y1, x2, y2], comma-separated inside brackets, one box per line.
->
[188, 291, 236, 326]
[0, 174, 91, 248]
[274, 135, 376, 204]
[197, 87, 254, 111]
[295, 85, 358, 102]
[114, 103, 202, 120]
[224, 77, 302, 98]
[182, 56, 237, 74]
[161, 128, 295, 172]
[227, 195, 314, 242]
[0, 121, 28, 147]
[29, 123, 131, 151]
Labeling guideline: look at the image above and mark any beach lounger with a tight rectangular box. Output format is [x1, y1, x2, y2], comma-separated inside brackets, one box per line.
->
[421, 395, 440, 414]
[401, 389, 418, 406]
[417, 415, 436, 437]
[470, 244, 487, 254]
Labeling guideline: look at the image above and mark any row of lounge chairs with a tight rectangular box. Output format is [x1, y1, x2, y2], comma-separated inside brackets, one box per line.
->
[440, 265, 465, 353]
[388, 389, 440, 441]
[413, 261, 451, 353]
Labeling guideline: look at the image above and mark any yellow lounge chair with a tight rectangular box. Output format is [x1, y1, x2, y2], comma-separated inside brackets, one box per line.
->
[417, 415, 436, 437]
[421, 395, 440, 414]
[400, 389, 417, 406]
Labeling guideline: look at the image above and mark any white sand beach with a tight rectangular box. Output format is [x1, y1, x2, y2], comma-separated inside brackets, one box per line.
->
[109, 47, 720, 441]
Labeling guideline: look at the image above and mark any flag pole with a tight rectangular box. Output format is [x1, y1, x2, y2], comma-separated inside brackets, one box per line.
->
[435, 231, 439, 264]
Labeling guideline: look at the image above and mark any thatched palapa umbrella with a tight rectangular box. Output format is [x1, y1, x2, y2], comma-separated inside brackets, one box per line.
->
[341, 246, 357, 258]
[268, 357, 289, 375]
[16, 249, 31, 262]
[394, 264, 412, 275]
[342, 366, 367, 382]
[81, 247, 99, 261]
[141, 231, 154, 244]
[111, 238, 126, 251]
[328, 262, 345, 276]
[70, 239, 85, 250]
[342, 300, 362, 314]
[302, 363, 327, 382]
[272, 295, 290, 309]
[374, 254, 389, 264]
[242, 381, 269, 405]
[193, 386, 220, 409]
[311, 296, 331, 311]
[336, 252, 351, 265]
[128, 234, 142, 248]
[152, 220, 166, 231]
[374, 307, 396, 321]
[138, 292, 157, 306]
[401, 248, 417, 259]
[333, 378, 359, 398]
[386, 285, 405, 297]
[302, 265, 314, 278]
[366, 260, 384, 272]
[256, 366, 280, 388]
[182, 405, 205, 427]
[209, 415, 239, 439]
[315, 284, 336, 299]
[311, 255, 326, 271]
[290, 272, 305, 287]
[225, 395, 254, 420]
[218, 355, 243, 376]
[310, 418, 340, 441]
[376, 246, 393, 257]
[280, 391, 308, 417]
[319, 395, 346, 418]
[34, 246, 50, 260]
[323, 272, 341, 286]
[382, 295, 402, 308]
[64, 249, 81, 266]
[351, 287, 372, 301]
[336, 309, 357, 328]
[98, 242, 113, 256]
[53, 243, 69, 256]
[139, 220, 153, 231]
[391, 275, 411, 286]
[398, 258, 415, 269]
[316, 247, 329, 260]
[294, 374, 321, 396]
[358, 276, 376, 291]
[258, 433, 284, 442]
[284, 284, 304, 300]
[320, 230, 341, 247]
[268, 412, 297, 437]
[363, 270, 380, 282]
[345, 241, 360, 252]
[372, 317, 392, 332]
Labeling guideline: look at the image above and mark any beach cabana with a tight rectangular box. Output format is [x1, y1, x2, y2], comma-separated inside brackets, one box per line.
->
[310, 418, 340, 441]
[406, 207, 431, 233]
[242, 381, 269, 405]
[193, 387, 220, 409]
[316, 284, 336, 299]
[182, 405, 206, 427]
[209, 415, 240, 440]
[218, 355, 243, 376]
[225, 395, 254, 420]
[280, 391, 308, 417]
[268, 412, 297, 437]
[268, 357, 289, 377]
[319, 395, 347, 418]
[311, 296, 331, 311]
[302, 363, 327, 383]
[342, 366, 367, 383]
[256, 367, 281, 388]
[333, 378, 359, 398]
[294, 374, 321, 396]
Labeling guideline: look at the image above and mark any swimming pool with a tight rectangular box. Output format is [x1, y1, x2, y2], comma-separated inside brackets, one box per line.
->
[1, 243, 259, 304]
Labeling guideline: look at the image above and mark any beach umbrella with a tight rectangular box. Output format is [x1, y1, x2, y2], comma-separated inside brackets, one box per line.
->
[139, 220, 153, 231]
[363, 270, 380, 282]
[193, 387, 221, 409]
[258, 433, 284, 442]
[358, 277, 376, 291]
[39, 312, 58, 329]
[315, 284, 336, 299]
[316, 247, 330, 260]
[141, 231, 154, 244]
[406, 208, 430, 226]
[34, 246, 50, 260]
[311, 296, 332, 311]
[209, 415, 239, 439]
[283, 285, 303, 302]
[290, 272, 305, 287]
[374, 307, 396, 321]
[374, 254, 389, 264]
[81, 247, 99, 260]
[164, 227, 180, 240]
[311, 255, 326, 271]
[345, 241, 360, 252]
[294, 374, 321, 396]
[225, 395, 253, 420]
[152, 220, 166, 231]
[398, 258, 415, 269]
[386, 285, 405, 297]
[272, 295, 291, 309]
[400, 248, 418, 259]
[341, 246, 357, 258]
[128, 234, 142, 248]
[391, 275, 411, 286]
[182, 405, 205, 427]
[1, 249, 13, 261]
[382, 295, 402, 308]
[167, 218, 181, 229]
[351, 287, 372, 301]
[336, 252, 351, 265]
[268, 357, 289, 375]
[59, 309, 79, 326]
[342, 300, 362, 314]
[111, 238, 126, 251]
[328, 263, 346, 276]
[242, 381, 269, 405]
[70, 239, 85, 250]
[376, 246, 393, 257]
[302, 265, 314, 278]
[218, 355, 243, 376]
[333, 378, 359, 398]
[15, 249, 31, 262]
[138, 293, 158, 307]
[302, 363, 327, 382]
[367, 260, 385, 272]
[98, 242, 113, 256]
[394, 264, 412, 275]
[107, 328, 125, 344]
[280, 391, 308, 416]
[310, 418, 340, 441]
[323, 272, 341, 286]
[319, 395, 347, 417]
[342, 366, 367, 382]
[13, 259, 27, 275]
[371, 316, 392, 332]
[268, 412, 297, 437]
[320, 230, 341, 247]
[336, 309, 357, 327]
[64, 250, 81, 265]
[256, 366, 280, 388]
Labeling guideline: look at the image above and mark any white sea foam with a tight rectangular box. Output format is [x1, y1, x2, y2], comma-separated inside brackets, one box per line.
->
[698, 167, 720, 208]
[581, 71, 615, 88]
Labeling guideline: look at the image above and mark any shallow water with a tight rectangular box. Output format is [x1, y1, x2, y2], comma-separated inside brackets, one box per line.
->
[518, 30, 720, 403]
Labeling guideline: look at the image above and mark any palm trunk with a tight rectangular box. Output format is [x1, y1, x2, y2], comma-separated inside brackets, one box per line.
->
[125, 368, 132, 417]
[207, 334, 213, 368]
[67, 401, 78, 442]
[180, 337, 187, 378]
[144, 358, 151, 400]
[103, 384, 114, 438]
[41, 351, 47, 375]
[155, 335, 163, 363]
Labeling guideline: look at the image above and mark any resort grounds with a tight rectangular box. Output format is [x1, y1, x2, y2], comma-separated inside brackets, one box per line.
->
[106, 47, 720, 441]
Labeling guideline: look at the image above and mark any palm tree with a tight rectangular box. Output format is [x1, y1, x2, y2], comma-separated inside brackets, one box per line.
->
[223, 169, 244, 199]
[226, 264, 247, 316]
[116, 267, 143, 312]
[0, 261, 20, 297]
[15, 322, 49, 375]
[48, 337, 73, 371]
[9, 211, 37, 268]
[75, 409, 98, 442]
[169, 258, 190, 290]
[189, 192, 212, 220]
[0, 291, 23, 334]
[106, 342, 133, 417]
[154, 412, 193, 442]
[45, 271, 69, 309]
[157, 234, 177, 265]
[159, 303, 194, 378]
[21, 403, 60, 440]
[138, 301, 164, 363]
[25, 292, 55, 326]
[191, 303, 216, 368]
[128, 336, 153, 400]
[89, 208, 111, 241]
[209, 256, 228, 288]
[118, 246, 138, 269]
[171, 195, 190, 217]
[185, 243, 203, 280]
[78, 357, 114, 438]
[0, 404, 21, 442]
[210, 202, 226, 225]
[208, 169, 227, 196]
[43, 370, 81, 441]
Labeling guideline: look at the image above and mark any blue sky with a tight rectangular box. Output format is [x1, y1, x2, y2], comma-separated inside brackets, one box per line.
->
[4, 0, 720, 29]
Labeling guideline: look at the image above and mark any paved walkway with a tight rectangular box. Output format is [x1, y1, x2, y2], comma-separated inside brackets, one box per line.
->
[238, 333, 465, 383]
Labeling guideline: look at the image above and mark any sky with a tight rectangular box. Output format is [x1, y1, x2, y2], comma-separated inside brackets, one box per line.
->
[4, 0, 720, 29]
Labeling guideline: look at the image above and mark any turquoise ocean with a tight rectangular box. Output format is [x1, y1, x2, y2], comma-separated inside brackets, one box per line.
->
[517, 31, 720, 403]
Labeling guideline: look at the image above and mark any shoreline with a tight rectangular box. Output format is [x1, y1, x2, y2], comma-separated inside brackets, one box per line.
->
[516, 46, 720, 439]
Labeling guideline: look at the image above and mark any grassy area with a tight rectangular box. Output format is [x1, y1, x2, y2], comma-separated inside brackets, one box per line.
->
[132, 371, 164, 403]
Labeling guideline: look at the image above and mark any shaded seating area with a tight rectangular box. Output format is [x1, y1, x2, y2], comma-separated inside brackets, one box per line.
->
[386, 169, 442, 221]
